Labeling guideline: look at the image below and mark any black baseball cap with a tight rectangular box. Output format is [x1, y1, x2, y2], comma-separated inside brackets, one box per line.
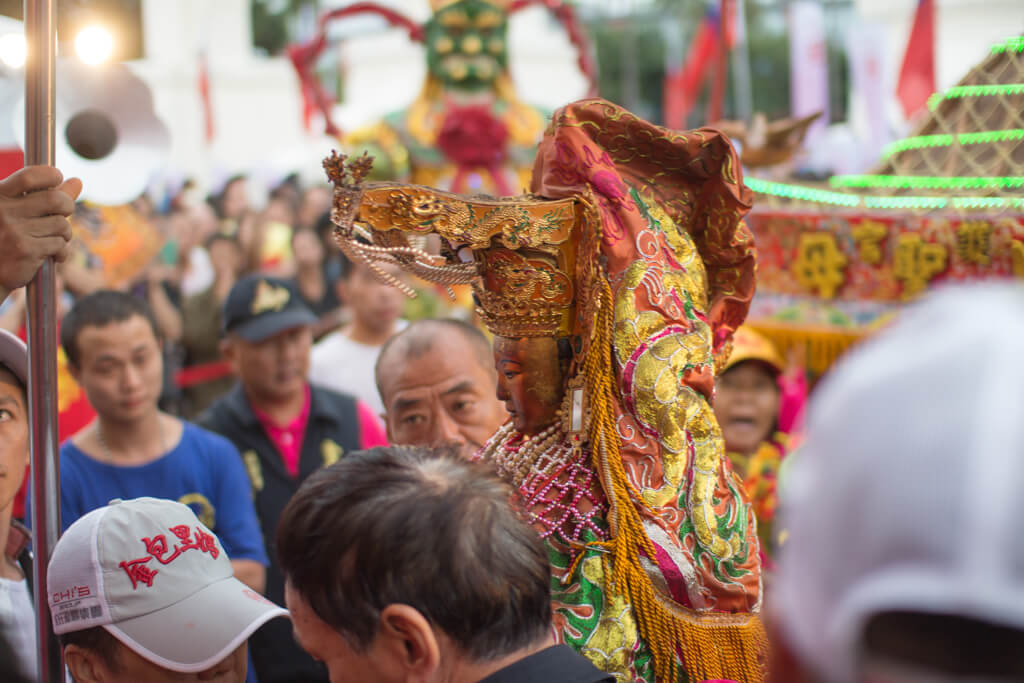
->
[222, 274, 317, 342]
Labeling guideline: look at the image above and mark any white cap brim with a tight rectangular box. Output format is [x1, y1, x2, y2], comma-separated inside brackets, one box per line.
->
[103, 576, 288, 673]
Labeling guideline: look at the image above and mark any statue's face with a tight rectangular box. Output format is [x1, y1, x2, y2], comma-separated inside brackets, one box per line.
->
[424, 0, 508, 91]
[493, 336, 564, 436]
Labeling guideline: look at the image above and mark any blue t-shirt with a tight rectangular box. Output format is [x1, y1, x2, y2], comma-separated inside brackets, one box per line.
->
[53, 422, 268, 566]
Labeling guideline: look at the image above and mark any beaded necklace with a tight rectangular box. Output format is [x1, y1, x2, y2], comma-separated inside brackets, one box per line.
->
[480, 420, 568, 488]
[477, 420, 607, 543]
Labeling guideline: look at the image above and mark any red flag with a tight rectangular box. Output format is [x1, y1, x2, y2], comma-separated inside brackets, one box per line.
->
[707, 0, 734, 123]
[896, 0, 935, 119]
[663, 5, 722, 129]
[198, 52, 215, 142]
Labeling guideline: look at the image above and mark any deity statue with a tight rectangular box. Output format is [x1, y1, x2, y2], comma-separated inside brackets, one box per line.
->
[291, 0, 595, 195]
[324, 98, 765, 683]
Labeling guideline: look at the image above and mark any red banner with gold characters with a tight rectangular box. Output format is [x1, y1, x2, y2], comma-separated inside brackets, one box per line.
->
[750, 210, 1024, 303]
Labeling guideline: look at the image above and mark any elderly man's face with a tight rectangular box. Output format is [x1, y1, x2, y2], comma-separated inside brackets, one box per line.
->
[65, 640, 247, 683]
[378, 328, 508, 458]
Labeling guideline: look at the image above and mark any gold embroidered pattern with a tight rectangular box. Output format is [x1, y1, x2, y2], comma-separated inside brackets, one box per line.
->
[475, 248, 575, 337]
[579, 556, 639, 677]
[242, 450, 264, 492]
[613, 258, 737, 559]
[358, 184, 577, 250]
[177, 493, 216, 529]
[321, 440, 344, 468]
[250, 280, 290, 314]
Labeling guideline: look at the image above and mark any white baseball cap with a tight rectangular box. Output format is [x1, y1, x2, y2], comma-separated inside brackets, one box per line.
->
[773, 282, 1024, 682]
[48, 497, 287, 673]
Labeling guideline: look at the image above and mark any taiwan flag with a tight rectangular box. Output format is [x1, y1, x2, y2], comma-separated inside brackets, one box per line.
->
[896, 0, 936, 119]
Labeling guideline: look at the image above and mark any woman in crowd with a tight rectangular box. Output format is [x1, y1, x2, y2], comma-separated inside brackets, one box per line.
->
[714, 326, 804, 561]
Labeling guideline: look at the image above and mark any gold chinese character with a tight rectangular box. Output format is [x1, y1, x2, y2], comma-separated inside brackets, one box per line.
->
[791, 232, 848, 299]
[1012, 240, 1024, 278]
[955, 221, 992, 266]
[851, 220, 888, 265]
[893, 234, 948, 300]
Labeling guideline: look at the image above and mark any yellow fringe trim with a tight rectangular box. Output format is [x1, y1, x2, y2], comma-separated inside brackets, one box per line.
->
[746, 319, 869, 378]
[585, 278, 767, 682]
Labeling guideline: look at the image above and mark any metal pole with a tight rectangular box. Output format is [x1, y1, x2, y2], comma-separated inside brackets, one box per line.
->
[24, 1, 62, 681]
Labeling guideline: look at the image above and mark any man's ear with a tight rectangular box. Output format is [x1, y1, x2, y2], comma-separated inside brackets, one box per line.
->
[219, 338, 238, 373]
[377, 604, 440, 677]
[64, 644, 106, 683]
[382, 413, 395, 444]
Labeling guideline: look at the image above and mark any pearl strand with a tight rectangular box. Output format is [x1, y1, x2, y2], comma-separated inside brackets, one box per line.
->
[479, 419, 571, 489]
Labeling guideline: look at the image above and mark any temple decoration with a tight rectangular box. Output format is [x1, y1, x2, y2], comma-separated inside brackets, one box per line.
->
[713, 111, 822, 169]
[743, 36, 1024, 377]
[289, 0, 596, 195]
[325, 99, 767, 683]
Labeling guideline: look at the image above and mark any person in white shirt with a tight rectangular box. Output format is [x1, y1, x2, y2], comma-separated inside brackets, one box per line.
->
[308, 251, 406, 418]
[0, 330, 36, 681]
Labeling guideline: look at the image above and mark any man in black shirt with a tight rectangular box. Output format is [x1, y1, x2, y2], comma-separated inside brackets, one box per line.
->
[277, 446, 614, 683]
[200, 275, 385, 683]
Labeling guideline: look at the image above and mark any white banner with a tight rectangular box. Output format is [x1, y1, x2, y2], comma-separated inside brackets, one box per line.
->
[847, 20, 890, 171]
[788, 1, 829, 146]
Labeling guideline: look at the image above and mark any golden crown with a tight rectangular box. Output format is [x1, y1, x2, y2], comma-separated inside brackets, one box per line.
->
[474, 246, 575, 337]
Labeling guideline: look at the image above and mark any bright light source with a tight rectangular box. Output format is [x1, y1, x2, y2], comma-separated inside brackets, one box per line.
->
[0, 33, 26, 69]
[74, 24, 113, 65]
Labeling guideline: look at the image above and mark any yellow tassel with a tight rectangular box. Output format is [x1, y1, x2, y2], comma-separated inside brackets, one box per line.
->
[585, 278, 768, 682]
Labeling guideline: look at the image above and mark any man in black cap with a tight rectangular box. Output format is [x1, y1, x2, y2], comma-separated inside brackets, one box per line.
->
[200, 274, 386, 683]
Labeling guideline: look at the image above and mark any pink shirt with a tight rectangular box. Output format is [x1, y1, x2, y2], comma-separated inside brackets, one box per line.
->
[357, 402, 389, 449]
[254, 388, 389, 478]
[254, 387, 311, 478]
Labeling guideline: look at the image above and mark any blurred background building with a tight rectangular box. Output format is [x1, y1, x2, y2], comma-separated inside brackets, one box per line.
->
[0, 0, 1020, 194]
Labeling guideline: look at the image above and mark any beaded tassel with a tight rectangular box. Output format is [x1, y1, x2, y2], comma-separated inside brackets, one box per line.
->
[478, 421, 606, 544]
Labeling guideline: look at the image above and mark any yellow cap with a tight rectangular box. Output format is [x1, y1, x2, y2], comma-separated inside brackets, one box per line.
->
[723, 325, 785, 374]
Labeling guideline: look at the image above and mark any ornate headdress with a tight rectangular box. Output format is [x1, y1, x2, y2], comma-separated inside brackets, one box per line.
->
[333, 178, 588, 337]
[326, 99, 763, 682]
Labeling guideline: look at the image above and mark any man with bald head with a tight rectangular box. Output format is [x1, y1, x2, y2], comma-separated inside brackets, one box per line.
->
[375, 319, 508, 458]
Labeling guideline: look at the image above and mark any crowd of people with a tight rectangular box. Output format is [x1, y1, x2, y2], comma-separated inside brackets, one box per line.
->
[2, 120, 1023, 683]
